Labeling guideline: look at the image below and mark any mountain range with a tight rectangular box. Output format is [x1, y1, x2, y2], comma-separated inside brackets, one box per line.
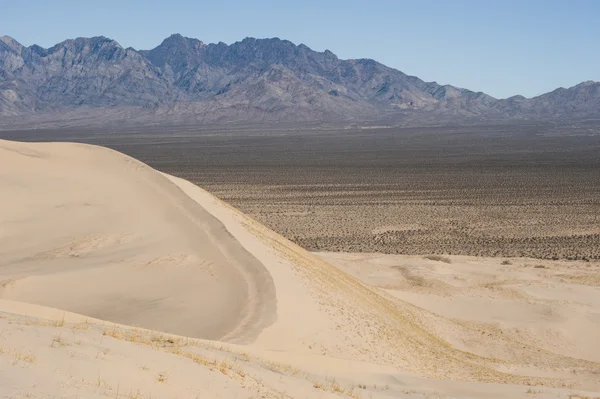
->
[1, 34, 599, 126]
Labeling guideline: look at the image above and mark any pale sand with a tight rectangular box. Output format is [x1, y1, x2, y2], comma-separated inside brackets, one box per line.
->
[1, 139, 599, 398]
[0, 139, 276, 343]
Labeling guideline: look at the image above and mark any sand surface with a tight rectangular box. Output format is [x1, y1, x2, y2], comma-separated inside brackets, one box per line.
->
[0, 139, 276, 342]
[317, 253, 600, 366]
[1, 139, 599, 399]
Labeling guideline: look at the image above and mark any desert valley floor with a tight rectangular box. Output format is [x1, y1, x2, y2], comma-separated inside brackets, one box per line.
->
[0, 124, 599, 399]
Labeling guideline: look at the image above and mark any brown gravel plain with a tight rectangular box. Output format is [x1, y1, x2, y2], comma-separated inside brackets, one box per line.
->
[2, 121, 599, 260]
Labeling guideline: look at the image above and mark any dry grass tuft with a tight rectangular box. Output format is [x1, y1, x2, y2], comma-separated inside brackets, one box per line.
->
[424, 255, 452, 264]
[165, 346, 247, 379]
[348, 390, 362, 399]
[259, 359, 301, 375]
[330, 380, 344, 393]
[312, 378, 354, 395]
[21, 315, 67, 328]
[51, 333, 69, 347]
[218, 360, 230, 376]
[96, 375, 112, 390]
[71, 322, 89, 332]
[103, 327, 125, 340]
[99, 325, 306, 385]
[157, 372, 168, 383]
[10, 348, 36, 364]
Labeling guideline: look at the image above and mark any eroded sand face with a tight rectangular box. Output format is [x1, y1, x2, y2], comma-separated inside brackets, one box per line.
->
[1, 139, 599, 399]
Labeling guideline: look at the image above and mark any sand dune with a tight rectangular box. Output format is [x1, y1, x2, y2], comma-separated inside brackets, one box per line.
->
[1, 139, 599, 399]
[0, 139, 275, 342]
[318, 252, 600, 371]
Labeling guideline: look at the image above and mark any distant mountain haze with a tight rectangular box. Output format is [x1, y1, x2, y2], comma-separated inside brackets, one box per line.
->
[1, 34, 599, 125]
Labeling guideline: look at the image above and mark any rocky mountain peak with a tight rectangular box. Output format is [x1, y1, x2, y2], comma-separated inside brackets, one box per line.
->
[0, 35, 24, 53]
[577, 80, 598, 87]
[0, 34, 599, 124]
[142, 33, 206, 73]
[160, 33, 206, 49]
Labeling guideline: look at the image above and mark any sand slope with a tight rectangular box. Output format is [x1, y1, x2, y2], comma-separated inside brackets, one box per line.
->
[8, 307, 599, 399]
[173, 174, 600, 390]
[0, 139, 275, 342]
[316, 253, 600, 363]
[1, 139, 599, 398]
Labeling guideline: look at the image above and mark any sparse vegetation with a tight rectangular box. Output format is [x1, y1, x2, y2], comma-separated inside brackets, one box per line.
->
[103, 327, 125, 340]
[51, 333, 69, 347]
[9, 348, 36, 364]
[21, 316, 68, 328]
[99, 326, 258, 382]
[424, 255, 452, 264]
[71, 322, 89, 331]
[330, 380, 344, 393]
[259, 359, 300, 375]
[96, 375, 112, 390]
[312, 378, 357, 396]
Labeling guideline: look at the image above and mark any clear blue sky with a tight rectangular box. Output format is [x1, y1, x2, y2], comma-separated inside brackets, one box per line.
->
[2, 0, 598, 99]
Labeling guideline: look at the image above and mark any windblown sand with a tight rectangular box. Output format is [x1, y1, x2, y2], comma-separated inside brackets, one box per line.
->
[1, 139, 599, 399]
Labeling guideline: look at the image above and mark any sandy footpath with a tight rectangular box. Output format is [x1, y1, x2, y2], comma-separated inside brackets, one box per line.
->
[1, 139, 599, 399]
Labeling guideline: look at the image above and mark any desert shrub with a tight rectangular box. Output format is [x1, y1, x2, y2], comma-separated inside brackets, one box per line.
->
[424, 255, 452, 264]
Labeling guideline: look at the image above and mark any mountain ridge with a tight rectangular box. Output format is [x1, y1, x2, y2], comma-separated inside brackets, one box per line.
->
[1, 34, 599, 125]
